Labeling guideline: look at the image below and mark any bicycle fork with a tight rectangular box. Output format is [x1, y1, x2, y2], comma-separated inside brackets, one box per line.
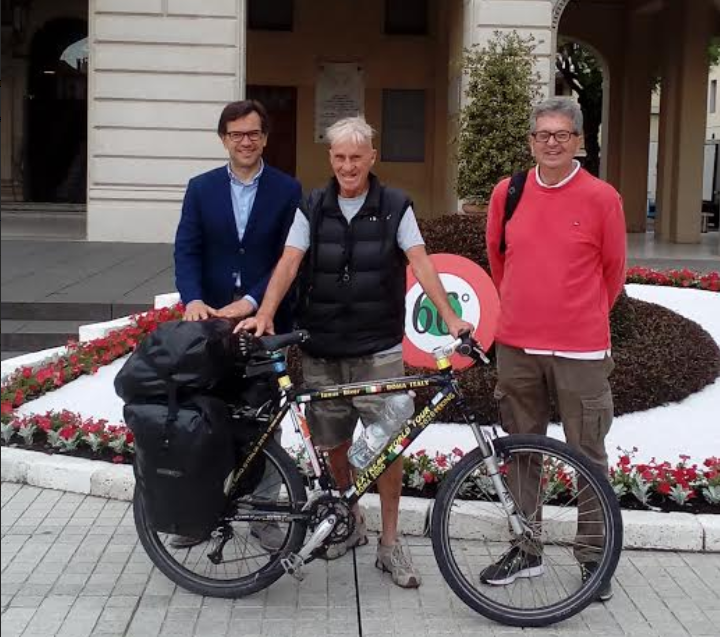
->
[472, 425, 530, 538]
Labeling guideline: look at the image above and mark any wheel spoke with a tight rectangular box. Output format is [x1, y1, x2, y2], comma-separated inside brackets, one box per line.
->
[432, 435, 622, 627]
[134, 440, 308, 595]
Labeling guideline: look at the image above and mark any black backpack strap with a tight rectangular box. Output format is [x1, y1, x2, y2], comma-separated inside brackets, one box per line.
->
[500, 170, 529, 254]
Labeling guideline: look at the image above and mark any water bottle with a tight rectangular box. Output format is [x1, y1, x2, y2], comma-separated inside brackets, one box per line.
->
[348, 392, 415, 469]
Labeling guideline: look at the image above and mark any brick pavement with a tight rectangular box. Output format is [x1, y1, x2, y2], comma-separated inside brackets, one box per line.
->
[1, 483, 719, 637]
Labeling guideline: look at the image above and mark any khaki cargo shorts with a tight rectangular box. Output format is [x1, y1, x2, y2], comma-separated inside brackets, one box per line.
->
[301, 350, 411, 449]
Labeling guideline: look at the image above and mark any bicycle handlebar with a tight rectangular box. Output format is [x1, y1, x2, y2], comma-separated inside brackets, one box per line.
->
[435, 331, 490, 365]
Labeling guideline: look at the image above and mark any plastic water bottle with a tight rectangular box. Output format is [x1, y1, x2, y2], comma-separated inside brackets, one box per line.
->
[348, 392, 415, 469]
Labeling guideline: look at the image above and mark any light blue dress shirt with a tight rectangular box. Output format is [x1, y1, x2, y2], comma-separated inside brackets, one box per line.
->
[228, 161, 264, 309]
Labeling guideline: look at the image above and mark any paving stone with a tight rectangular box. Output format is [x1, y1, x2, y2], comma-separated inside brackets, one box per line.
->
[2, 484, 720, 637]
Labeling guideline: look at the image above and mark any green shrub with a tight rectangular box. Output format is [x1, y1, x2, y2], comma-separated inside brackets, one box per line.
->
[456, 31, 539, 204]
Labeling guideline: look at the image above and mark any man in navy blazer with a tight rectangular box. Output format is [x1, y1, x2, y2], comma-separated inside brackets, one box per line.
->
[171, 100, 300, 551]
[174, 100, 301, 332]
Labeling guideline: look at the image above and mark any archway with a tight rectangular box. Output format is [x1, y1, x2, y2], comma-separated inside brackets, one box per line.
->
[25, 17, 87, 203]
[554, 38, 609, 179]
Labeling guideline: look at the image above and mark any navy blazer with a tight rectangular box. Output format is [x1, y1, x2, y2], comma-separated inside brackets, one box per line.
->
[174, 164, 302, 333]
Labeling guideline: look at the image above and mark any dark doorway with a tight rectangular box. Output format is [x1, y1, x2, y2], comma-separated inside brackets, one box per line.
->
[25, 18, 88, 203]
[246, 85, 297, 177]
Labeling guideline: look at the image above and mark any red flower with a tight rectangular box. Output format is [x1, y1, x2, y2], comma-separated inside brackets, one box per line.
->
[657, 481, 671, 495]
[435, 455, 447, 469]
[59, 425, 78, 441]
[12, 389, 25, 407]
[125, 431, 134, 444]
[415, 449, 426, 457]
[1, 401, 13, 416]
[452, 447, 465, 457]
[35, 367, 54, 383]
[35, 416, 52, 432]
[21, 367, 33, 379]
[423, 471, 435, 484]
[112, 455, 125, 464]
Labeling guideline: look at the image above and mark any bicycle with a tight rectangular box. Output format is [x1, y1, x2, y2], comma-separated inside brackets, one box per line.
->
[133, 330, 623, 628]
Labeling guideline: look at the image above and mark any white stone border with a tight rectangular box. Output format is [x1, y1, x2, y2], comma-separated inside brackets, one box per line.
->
[1, 446, 717, 552]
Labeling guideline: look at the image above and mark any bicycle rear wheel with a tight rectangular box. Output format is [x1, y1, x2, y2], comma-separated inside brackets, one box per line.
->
[134, 439, 308, 598]
[431, 434, 623, 628]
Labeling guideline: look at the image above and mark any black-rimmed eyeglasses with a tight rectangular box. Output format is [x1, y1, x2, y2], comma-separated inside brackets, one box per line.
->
[225, 130, 264, 143]
[531, 130, 578, 143]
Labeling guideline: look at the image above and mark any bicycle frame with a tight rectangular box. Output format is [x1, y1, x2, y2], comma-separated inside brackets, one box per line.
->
[230, 345, 512, 520]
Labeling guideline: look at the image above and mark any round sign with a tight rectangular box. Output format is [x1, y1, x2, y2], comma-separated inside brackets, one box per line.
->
[403, 254, 500, 370]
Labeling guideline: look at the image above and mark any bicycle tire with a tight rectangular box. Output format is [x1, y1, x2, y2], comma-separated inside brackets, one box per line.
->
[134, 439, 308, 598]
[431, 434, 623, 628]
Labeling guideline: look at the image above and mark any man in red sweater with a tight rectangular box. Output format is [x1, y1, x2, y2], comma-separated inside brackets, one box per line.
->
[483, 97, 626, 601]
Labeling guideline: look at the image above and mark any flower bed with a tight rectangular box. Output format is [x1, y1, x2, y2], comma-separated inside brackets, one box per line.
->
[1, 305, 183, 422]
[625, 267, 719, 292]
[295, 444, 720, 514]
[3, 414, 718, 514]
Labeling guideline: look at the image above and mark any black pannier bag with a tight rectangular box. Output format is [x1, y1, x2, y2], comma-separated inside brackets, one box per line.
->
[115, 318, 238, 404]
[115, 319, 242, 536]
[124, 395, 236, 537]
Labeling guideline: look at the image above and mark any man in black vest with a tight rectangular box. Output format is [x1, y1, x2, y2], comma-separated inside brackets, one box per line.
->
[239, 116, 472, 588]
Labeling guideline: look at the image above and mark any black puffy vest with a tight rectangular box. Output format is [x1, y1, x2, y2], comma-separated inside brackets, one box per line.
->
[298, 174, 411, 358]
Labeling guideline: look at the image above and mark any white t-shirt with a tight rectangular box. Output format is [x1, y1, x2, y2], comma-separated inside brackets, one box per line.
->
[285, 191, 425, 253]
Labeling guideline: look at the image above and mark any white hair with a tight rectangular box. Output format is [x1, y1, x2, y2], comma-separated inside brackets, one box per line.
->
[325, 116, 375, 147]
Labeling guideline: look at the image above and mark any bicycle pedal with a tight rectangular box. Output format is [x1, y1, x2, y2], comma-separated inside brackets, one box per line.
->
[280, 553, 306, 581]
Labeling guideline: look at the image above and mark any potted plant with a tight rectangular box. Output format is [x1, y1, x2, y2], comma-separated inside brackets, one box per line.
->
[456, 31, 541, 212]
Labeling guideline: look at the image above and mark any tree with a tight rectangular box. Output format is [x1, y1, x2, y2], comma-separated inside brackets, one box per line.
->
[555, 42, 603, 177]
[456, 31, 540, 205]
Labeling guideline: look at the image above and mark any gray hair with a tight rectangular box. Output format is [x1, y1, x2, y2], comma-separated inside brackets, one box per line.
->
[530, 97, 583, 134]
[325, 116, 375, 147]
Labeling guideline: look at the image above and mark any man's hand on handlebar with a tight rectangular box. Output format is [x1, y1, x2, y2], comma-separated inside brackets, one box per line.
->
[235, 313, 275, 336]
[446, 317, 475, 339]
[455, 330, 490, 364]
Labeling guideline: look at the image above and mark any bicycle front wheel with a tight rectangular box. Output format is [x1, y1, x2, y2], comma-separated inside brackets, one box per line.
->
[431, 434, 623, 628]
[134, 439, 308, 598]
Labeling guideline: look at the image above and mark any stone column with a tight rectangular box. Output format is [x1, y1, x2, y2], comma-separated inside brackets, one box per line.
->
[655, 0, 712, 243]
[615, 11, 654, 233]
[87, 0, 247, 242]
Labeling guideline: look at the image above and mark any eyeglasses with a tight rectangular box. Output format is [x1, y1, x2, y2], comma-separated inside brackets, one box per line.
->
[531, 130, 577, 143]
[225, 130, 263, 143]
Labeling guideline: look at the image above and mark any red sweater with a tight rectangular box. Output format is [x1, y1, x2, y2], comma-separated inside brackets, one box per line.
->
[486, 168, 626, 351]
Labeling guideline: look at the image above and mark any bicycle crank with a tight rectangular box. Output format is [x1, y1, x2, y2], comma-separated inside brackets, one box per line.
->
[281, 514, 337, 581]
